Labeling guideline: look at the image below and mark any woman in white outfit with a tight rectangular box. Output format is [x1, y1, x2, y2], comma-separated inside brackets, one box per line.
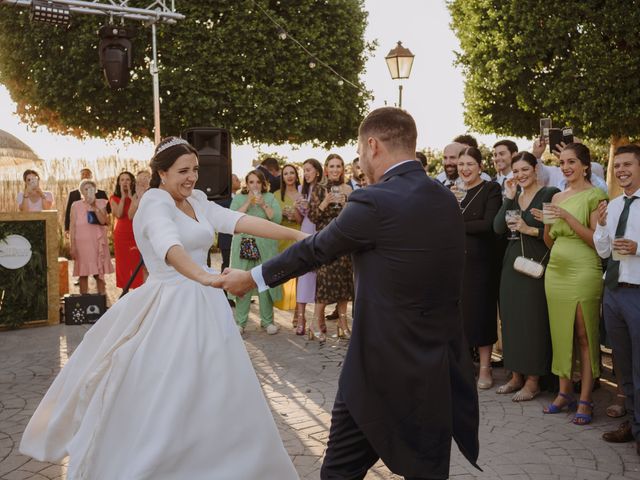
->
[20, 137, 303, 480]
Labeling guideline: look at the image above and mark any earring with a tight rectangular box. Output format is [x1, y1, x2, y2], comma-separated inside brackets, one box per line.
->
[161, 178, 166, 185]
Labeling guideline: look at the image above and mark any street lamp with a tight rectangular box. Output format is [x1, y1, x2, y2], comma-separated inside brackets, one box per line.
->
[385, 41, 415, 109]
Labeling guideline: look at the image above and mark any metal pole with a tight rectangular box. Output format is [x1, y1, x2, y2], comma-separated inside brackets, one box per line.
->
[151, 22, 161, 145]
[398, 84, 403, 109]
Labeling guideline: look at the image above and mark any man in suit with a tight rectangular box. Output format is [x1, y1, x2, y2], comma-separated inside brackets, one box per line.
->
[222, 107, 480, 479]
[256, 157, 281, 193]
[492, 139, 517, 193]
[64, 168, 110, 235]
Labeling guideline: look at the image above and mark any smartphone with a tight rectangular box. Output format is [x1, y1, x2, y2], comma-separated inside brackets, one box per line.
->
[548, 128, 563, 153]
[562, 127, 574, 145]
[540, 118, 552, 141]
[28, 177, 39, 188]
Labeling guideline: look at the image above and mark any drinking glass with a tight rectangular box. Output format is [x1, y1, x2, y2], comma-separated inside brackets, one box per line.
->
[330, 186, 342, 210]
[505, 209, 521, 240]
[251, 188, 261, 204]
[542, 202, 557, 224]
[452, 178, 467, 205]
[612, 234, 626, 261]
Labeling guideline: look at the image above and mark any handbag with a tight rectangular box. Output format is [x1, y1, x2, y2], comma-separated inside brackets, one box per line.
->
[513, 235, 549, 279]
[239, 237, 261, 261]
[87, 210, 101, 225]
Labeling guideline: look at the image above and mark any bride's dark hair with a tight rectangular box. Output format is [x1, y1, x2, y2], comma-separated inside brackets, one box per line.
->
[149, 137, 199, 188]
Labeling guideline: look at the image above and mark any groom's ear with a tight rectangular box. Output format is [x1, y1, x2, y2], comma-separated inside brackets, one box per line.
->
[367, 137, 380, 156]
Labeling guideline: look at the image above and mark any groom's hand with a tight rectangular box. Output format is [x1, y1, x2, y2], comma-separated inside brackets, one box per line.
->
[221, 268, 257, 297]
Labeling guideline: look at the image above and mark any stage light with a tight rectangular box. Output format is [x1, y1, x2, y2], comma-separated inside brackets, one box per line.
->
[98, 25, 136, 89]
[30, 0, 71, 26]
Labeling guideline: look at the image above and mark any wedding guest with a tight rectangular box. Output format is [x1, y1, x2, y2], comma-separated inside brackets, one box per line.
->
[18, 169, 54, 212]
[229, 170, 283, 334]
[69, 179, 113, 295]
[416, 151, 428, 171]
[492, 140, 517, 192]
[437, 143, 490, 187]
[273, 164, 302, 313]
[127, 170, 151, 221]
[347, 158, 362, 190]
[458, 147, 502, 389]
[307, 154, 354, 341]
[542, 143, 607, 425]
[110, 171, 143, 290]
[596, 145, 640, 449]
[493, 152, 558, 401]
[257, 157, 281, 193]
[64, 168, 110, 235]
[292, 158, 323, 335]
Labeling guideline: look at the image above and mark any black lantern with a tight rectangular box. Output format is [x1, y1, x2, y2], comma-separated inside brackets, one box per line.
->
[384, 41, 415, 108]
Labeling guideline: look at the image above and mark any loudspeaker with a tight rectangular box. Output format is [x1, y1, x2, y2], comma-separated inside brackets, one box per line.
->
[182, 127, 232, 201]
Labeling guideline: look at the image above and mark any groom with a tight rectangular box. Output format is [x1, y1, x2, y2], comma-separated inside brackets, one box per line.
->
[222, 107, 480, 479]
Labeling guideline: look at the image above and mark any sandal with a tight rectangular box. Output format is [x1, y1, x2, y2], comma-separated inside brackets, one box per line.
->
[512, 387, 540, 402]
[573, 400, 594, 425]
[606, 394, 627, 418]
[496, 381, 524, 395]
[477, 366, 493, 390]
[543, 392, 576, 414]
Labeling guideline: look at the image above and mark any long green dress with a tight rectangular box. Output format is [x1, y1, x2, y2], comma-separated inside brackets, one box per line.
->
[494, 187, 558, 376]
[544, 187, 608, 379]
[228, 192, 282, 318]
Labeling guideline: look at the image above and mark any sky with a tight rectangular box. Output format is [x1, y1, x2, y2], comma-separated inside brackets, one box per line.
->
[0, 1, 525, 177]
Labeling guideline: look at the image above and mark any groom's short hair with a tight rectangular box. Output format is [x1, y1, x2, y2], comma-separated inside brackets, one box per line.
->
[359, 107, 417, 153]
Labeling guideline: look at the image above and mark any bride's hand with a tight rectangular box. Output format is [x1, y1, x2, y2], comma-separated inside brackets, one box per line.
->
[201, 273, 224, 288]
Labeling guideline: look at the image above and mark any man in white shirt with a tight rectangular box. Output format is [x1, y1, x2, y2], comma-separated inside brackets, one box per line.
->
[594, 144, 640, 454]
[492, 140, 517, 192]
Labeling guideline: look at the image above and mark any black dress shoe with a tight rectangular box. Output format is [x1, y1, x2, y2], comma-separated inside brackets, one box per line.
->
[603, 421, 633, 443]
[325, 310, 339, 320]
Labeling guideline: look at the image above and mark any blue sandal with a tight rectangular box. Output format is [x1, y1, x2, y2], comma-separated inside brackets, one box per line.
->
[543, 392, 576, 414]
[573, 400, 594, 425]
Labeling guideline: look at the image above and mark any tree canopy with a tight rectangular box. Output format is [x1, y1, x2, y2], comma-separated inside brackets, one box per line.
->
[0, 1, 372, 147]
[448, 0, 640, 141]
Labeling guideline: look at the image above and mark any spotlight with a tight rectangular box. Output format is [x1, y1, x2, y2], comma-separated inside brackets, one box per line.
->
[30, 0, 71, 26]
[98, 24, 136, 89]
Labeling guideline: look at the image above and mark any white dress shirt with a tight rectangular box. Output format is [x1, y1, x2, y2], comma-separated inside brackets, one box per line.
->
[536, 159, 608, 194]
[594, 187, 640, 285]
[494, 171, 513, 188]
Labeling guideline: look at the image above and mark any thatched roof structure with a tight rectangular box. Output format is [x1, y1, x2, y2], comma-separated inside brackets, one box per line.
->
[0, 129, 42, 168]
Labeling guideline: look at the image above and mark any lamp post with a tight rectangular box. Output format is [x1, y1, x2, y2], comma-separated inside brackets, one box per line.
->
[384, 41, 415, 109]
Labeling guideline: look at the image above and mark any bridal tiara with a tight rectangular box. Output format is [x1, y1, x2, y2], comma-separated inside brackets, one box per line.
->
[156, 137, 190, 155]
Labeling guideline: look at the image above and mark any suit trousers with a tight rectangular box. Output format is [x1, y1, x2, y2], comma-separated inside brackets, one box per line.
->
[320, 390, 437, 480]
[233, 290, 273, 328]
[604, 287, 640, 440]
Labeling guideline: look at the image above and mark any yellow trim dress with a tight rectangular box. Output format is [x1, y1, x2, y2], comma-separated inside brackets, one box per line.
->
[273, 190, 301, 310]
[544, 187, 608, 378]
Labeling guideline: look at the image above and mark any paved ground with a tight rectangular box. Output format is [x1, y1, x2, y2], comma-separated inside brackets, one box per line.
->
[2, 260, 640, 479]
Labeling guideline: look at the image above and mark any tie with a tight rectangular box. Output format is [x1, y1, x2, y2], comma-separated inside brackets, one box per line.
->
[604, 196, 638, 289]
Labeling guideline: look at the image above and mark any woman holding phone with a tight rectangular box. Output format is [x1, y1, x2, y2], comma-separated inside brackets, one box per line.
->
[69, 179, 113, 295]
[18, 169, 54, 212]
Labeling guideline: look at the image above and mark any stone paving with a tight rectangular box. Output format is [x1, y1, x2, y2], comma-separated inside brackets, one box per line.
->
[2, 262, 640, 479]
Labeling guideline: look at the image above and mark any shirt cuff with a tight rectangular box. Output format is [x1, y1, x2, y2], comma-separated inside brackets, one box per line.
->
[593, 223, 611, 258]
[250, 265, 269, 292]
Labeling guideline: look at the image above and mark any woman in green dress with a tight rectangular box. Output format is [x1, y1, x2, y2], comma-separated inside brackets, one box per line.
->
[493, 152, 559, 401]
[273, 164, 302, 314]
[229, 169, 283, 335]
[541, 143, 608, 425]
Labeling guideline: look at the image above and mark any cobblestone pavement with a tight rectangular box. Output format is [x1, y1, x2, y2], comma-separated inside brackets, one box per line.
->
[2, 263, 640, 479]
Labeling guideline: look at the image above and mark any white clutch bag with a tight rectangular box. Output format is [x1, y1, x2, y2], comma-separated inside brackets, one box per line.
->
[513, 256, 545, 279]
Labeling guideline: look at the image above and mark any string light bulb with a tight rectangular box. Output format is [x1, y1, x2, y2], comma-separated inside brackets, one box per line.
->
[309, 61, 316, 69]
[277, 28, 287, 40]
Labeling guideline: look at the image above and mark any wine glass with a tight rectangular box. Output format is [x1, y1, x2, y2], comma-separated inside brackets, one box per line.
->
[330, 186, 342, 211]
[505, 209, 521, 240]
[452, 178, 467, 205]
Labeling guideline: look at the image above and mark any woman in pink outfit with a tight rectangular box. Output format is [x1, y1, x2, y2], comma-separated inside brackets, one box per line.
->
[69, 179, 114, 295]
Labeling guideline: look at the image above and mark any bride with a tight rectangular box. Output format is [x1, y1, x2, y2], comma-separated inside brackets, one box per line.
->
[20, 137, 304, 479]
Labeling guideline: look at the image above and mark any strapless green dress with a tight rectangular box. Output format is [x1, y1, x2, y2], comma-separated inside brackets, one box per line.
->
[544, 187, 608, 379]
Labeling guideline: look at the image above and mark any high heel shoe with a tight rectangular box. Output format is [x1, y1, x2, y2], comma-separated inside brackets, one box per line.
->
[543, 392, 577, 414]
[476, 366, 493, 390]
[295, 317, 306, 336]
[573, 400, 594, 425]
[336, 314, 351, 339]
[307, 316, 326, 342]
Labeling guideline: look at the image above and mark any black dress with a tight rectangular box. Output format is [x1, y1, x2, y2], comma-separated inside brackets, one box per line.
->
[493, 187, 559, 375]
[460, 181, 502, 347]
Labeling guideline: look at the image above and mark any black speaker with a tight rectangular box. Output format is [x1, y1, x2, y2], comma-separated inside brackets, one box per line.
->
[182, 127, 232, 201]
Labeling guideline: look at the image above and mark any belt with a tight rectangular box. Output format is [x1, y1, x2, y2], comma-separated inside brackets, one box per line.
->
[618, 282, 640, 289]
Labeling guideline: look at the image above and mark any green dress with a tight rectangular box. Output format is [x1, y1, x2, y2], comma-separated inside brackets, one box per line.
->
[544, 187, 608, 379]
[228, 192, 282, 303]
[273, 190, 301, 310]
[493, 187, 558, 376]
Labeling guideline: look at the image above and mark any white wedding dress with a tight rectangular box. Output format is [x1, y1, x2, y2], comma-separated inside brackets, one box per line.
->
[20, 188, 299, 480]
